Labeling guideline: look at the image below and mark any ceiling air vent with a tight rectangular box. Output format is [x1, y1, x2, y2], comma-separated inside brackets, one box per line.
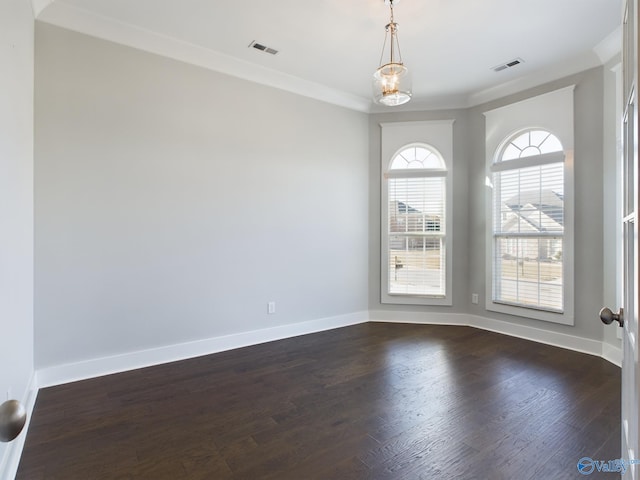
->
[492, 57, 524, 73]
[249, 41, 278, 55]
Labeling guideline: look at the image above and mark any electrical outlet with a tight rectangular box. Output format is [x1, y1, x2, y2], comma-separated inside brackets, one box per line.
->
[471, 293, 479, 304]
[267, 301, 276, 314]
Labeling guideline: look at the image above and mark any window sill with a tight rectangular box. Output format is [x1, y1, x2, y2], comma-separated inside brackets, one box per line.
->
[486, 300, 574, 326]
[382, 293, 452, 307]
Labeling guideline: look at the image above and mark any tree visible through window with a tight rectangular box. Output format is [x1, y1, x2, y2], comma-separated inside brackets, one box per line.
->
[492, 130, 565, 311]
[386, 145, 447, 296]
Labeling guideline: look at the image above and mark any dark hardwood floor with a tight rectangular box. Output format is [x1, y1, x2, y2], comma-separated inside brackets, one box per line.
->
[17, 323, 621, 479]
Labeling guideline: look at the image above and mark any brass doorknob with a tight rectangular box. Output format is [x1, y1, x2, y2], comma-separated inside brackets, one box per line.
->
[600, 307, 624, 327]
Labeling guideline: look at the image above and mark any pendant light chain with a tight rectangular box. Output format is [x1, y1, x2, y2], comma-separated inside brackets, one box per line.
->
[378, 28, 389, 67]
[389, 3, 396, 65]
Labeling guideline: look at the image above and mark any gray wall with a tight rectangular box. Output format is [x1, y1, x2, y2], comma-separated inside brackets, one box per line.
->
[369, 68, 609, 342]
[466, 68, 605, 341]
[35, 23, 370, 369]
[0, 0, 35, 468]
[35, 21, 616, 372]
[368, 109, 470, 317]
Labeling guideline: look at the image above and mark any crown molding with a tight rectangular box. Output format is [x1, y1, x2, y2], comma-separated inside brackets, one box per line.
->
[370, 93, 468, 113]
[33, 1, 622, 114]
[594, 25, 622, 64]
[35, 1, 372, 113]
[471, 28, 621, 108]
[31, 0, 53, 17]
[467, 52, 601, 108]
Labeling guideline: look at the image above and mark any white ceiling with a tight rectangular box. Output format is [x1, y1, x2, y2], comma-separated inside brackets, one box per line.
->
[34, 0, 623, 112]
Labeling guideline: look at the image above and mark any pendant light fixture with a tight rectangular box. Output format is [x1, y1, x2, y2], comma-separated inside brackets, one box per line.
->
[373, 0, 412, 106]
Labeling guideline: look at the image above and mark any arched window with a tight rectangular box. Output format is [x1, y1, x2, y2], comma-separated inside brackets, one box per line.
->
[491, 129, 565, 312]
[389, 145, 446, 170]
[500, 130, 564, 160]
[384, 143, 448, 298]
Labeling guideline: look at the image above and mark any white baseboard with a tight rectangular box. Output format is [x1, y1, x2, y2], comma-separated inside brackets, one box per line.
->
[370, 310, 468, 326]
[0, 373, 38, 480]
[37, 311, 369, 388]
[39, 310, 620, 389]
[602, 341, 623, 367]
[467, 313, 606, 357]
[370, 311, 620, 366]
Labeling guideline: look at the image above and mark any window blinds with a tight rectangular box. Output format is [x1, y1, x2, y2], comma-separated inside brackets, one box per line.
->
[388, 176, 446, 296]
[492, 162, 564, 311]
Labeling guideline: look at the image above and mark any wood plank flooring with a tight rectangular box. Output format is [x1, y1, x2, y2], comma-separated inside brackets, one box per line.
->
[17, 323, 621, 479]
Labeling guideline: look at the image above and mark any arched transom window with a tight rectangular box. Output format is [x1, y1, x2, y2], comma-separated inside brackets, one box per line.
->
[500, 130, 564, 161]
[390, 145, 446, 170]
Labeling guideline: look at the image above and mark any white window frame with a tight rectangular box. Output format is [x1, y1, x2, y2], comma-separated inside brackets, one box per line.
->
[381, 120, 453, 306]
[491, 133, 565, 311]
[484, 87, 575, 325]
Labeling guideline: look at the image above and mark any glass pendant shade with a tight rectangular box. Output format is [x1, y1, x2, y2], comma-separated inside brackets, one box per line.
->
[373, 1, 411, 106]
[373, 62, 412, 106]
